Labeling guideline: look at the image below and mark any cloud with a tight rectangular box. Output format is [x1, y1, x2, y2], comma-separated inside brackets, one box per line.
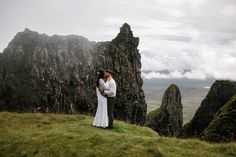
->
[0, 0, 236, 80]
[142, 70, 186, 79]
[142, 48, 236, 80]
[139, 0, 236, 80]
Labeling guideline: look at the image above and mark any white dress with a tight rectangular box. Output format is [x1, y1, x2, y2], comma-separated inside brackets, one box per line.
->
[93, 79, 108, 128]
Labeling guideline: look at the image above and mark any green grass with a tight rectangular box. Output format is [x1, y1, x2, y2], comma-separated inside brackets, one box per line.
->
[0, 112, 236, 157]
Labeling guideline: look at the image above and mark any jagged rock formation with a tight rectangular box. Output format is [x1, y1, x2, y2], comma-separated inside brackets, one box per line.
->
[0, 23, 147, 125]
[181, 80, 236, 137]
[201, 94, 236, 142]
[146, 84, 183, 136]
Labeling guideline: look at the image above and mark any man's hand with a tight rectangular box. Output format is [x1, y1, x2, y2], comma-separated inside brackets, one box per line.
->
[102, 92, 108, 97]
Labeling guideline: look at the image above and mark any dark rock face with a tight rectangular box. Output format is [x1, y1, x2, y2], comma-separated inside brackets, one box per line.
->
[181, 80, 236, 137]
[201, 94, 236, 142]
[105, 23, 146, 124]
[0, 23, 147, 125]
[146, 84, 183, 136]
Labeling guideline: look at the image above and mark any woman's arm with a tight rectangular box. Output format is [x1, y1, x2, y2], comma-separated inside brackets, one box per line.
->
[99, 79, 109, 90]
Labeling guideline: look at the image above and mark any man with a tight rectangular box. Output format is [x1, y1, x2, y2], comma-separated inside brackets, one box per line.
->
[102, 69, 117, 128]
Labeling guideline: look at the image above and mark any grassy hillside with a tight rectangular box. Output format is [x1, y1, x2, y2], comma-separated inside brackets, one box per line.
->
[0, 112, 236, 157]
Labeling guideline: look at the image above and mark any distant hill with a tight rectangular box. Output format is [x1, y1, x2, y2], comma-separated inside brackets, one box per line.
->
[0, 112, 236, 157]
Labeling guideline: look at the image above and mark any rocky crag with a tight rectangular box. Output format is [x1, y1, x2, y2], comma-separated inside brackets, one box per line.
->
[201, 93, 236, 142]
[0, 23, 147, 125]
[146, 84, 183, 136]
[181, 80, 236, 137]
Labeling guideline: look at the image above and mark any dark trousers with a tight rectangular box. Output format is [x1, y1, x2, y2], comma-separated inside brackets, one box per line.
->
[107, 97, 115, 128]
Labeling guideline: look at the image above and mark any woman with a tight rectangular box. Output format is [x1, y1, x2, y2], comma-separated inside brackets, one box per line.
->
[93, 69, 109, 128]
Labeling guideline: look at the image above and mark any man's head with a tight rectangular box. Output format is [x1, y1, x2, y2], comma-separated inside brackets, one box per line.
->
[105, 69, 113, 79]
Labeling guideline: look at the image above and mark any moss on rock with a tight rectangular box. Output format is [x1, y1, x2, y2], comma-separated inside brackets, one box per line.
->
[146, 84, 183, 136]
[181, 80, 236, 137]
[201, 94, 236, 142]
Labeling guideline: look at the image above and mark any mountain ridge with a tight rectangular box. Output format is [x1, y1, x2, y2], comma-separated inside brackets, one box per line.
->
[0, 23, 147, 125]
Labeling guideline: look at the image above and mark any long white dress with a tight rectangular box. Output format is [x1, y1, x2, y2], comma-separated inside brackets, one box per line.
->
[93, 79, 108, 128]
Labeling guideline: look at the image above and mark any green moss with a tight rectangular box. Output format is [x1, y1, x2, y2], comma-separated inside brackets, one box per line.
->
[168, 84, 178, 91]
[201, 94, 236, 142]
[182, 81, 236, 137]
[146, 107, 161, 126]
[148, 108, 161, 119]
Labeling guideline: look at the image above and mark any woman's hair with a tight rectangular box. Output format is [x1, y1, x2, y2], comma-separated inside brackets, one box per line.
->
[96, 69, 105, 87]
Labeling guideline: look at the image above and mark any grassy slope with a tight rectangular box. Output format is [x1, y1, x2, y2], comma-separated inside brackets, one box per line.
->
[0, 112, 236, 157]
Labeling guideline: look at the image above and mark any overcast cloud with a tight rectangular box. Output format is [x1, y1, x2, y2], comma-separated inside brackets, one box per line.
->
[1, 0, 236, 80]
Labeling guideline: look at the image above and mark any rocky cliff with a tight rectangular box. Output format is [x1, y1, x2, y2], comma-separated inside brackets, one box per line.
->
[201, 94, 236, 142]
[181, 80, 236, 137]
[146, 84, 183, 136]
[0, 23, 147, 125]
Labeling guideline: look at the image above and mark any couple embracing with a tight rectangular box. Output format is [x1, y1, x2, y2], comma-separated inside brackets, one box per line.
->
[93, 69, 117, 129]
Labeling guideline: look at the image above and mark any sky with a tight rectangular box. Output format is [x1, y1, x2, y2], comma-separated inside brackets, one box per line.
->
[1, 0, 236, 80]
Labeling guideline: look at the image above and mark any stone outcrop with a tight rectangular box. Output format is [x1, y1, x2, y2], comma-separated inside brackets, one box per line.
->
[201, 94, 236, 142]
[181, 80, 236, 137]
[146, 84, 183, 136]
[0, 23, 147, 125]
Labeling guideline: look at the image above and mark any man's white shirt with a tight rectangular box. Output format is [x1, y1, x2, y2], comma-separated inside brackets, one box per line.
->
[104, 78, 117, 97]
